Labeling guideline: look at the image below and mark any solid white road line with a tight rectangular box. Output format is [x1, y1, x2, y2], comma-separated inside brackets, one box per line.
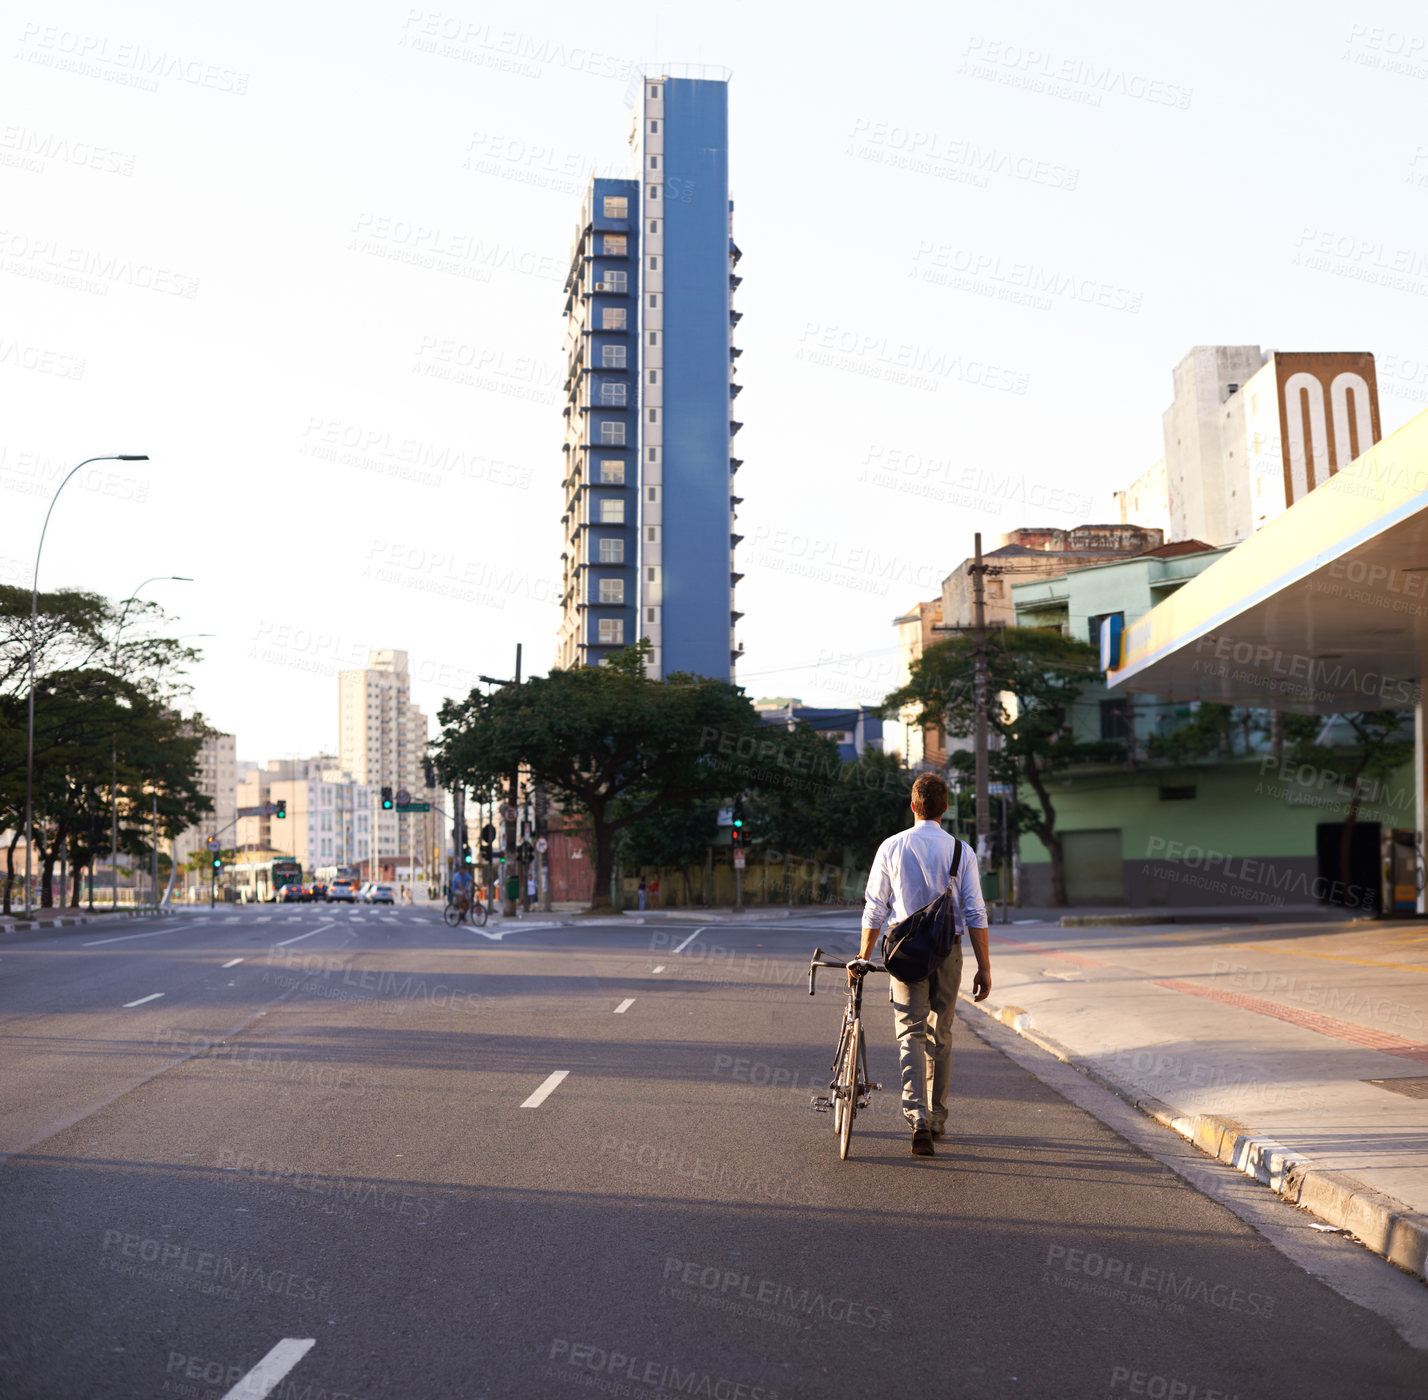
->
[221, 958, 244, 968]
[275, 922, 332, 948]
[122, 992, 164, 1008]
[613, 998, 635, 1014]
[651, 965, 665, 974]
[83, 927, 185, 947]
[219, 1338, 316, 1400]
[671, 926, 708, 954]
[520, 1070, 569, 1108]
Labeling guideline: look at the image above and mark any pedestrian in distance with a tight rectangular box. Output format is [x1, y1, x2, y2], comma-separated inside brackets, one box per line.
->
[526, 872, 536, 912]
[858, 772, 990, 1157]
[637, 877, 647, 911]
[650, 876, 660, 908]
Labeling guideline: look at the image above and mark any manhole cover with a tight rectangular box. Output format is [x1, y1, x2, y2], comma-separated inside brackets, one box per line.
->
[1365, 1077, 1428, 1099]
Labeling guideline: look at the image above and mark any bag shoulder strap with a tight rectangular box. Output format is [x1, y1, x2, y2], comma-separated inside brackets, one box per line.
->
[949, 837, 963, 882]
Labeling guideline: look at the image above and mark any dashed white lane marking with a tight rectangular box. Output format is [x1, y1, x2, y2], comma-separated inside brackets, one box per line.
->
[221, 958, 244, 969]
[521, 1070, 569, 1108]
[255, 916, 271, 924]
[275, 922, 333, 948]
[224, 916, 241, 923]
[671, 926, 708, 954]
[381, 916, 398, 923]
[286, 916, 301, 922]
[123, 992, 164, 1008]
[651, 965, 666, 974]
[219, 1337, 316, 1400]
[614, 998, 635, 1014]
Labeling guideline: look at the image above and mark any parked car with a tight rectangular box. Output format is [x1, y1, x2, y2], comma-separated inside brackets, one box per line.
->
[326, 880, 358, 903]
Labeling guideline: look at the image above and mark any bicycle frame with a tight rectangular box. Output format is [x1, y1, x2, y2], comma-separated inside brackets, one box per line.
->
[808, 947, 884, 1155]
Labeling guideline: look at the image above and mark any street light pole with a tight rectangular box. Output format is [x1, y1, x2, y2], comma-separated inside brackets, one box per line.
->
[24, 454, 148, 917]
[110, 575, 192, 911]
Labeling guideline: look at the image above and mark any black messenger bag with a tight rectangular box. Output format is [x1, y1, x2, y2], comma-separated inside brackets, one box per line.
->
[880, 838, 965, 984]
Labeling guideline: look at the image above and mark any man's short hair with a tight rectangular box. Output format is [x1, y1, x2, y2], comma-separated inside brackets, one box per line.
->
[910, 773, 948, 820]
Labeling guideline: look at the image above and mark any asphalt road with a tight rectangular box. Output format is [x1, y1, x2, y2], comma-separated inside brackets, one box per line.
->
[0, 905, 1424, 1399]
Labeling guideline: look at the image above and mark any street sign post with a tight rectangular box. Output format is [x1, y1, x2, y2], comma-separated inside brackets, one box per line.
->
[733, 850, 746, 870]
[535, 837, 548, 854]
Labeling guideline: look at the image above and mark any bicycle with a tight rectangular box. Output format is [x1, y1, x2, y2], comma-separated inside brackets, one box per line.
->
[442, 895, 488, 928]
[807, 947, 885, 1160]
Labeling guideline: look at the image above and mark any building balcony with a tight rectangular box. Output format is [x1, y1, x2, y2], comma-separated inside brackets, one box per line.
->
[730, 421, 743, 435]
[582, 325, 630, 336]
[730, 346, 743, 359]
[730, 494, 743, 507]
[589, 281, 629, 295]
[730, 533, 743, 547]
[729, 239, 742, 265]
[731, 610, 744, 623]
[730, 310, 743, 326]
[729, 383, 742, 398]
[730, 274, 742, 291]
[730, 457, 743, 473]
[731, 571, 743, 585]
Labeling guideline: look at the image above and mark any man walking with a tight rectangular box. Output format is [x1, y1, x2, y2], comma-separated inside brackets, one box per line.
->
[858, 773, 990, 1157]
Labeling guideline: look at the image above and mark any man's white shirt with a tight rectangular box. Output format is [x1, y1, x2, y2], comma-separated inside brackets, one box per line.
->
[863, 820, 987, 933]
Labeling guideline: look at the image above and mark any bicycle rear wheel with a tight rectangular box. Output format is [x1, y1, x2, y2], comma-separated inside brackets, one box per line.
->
[442, 903, 461, 927]
[838, 1020, 861, 1160]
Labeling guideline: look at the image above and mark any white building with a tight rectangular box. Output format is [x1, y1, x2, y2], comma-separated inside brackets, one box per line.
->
[234, 757, 373, 873]
[337, 649, 436, 867]
[1119, 346, 1382, 546]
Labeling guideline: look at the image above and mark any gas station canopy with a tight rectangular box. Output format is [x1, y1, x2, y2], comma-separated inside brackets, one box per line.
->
[1109, 408, 1428, 715]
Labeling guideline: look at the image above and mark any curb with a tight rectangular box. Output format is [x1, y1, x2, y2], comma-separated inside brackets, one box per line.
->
[0, 907, 178, 936]
[966, 998, 1428, 1283]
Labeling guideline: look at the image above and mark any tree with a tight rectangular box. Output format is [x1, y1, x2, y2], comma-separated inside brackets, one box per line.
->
[0, 585, 209, 912]
[1282, 710, 1415, 903]
[435, 642, 761, 909]
[885, 627, 1119, 905]
[617, 798, 722, 905]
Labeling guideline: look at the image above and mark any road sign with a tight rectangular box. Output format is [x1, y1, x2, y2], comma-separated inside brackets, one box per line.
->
[481, 824, 496, 843]
[988, 783, 1014, 797]
[206, 836, 219, 852]
[501, 805, 517, 821]
[733, 850, 746, 870]
[396, 802, 430, 813]
[535, 837, 548, 854]
[396, 788, 411, 806]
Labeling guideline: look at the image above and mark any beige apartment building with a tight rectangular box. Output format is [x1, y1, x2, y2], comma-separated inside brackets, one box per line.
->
[172, 729, 236, 870]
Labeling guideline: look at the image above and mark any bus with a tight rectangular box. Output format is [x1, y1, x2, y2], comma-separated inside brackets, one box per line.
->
[315, 864, 360, 886]
[228, 858, 304, 902]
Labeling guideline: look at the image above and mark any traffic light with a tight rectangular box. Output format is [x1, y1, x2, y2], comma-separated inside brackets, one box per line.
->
[731, 796, 746, 846]
[481, 842, 493, 862]
[462, 841, 473, 865]
[275, 799, 286, 819]
[381, 786, 393, 810]
[212, 855, 222, 870]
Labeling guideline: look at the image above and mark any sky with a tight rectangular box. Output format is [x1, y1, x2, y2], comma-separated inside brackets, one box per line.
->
[6, 0, 1428, 764]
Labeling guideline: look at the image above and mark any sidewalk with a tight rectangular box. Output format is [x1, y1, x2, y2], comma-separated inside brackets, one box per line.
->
[0, 905, 182, 936]
[961, 913, 1428, 1280]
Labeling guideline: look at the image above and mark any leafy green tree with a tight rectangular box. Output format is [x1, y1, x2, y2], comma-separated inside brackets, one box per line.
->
[435, 642, 762, 909]
[0, 585, 208, 911]
[885, 627, 1119, 905]
[1282, 710, 1415, 902]
[617, 798, 722, 905]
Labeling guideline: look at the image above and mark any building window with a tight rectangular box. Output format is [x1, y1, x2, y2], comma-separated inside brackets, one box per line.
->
[603, 235, 627, 255]
[599, 381, 627, 406]
[600, 269, 627, 292]
[649, 294, 658, 306]
[599, 578, 624, 604]
[599, 498, 625, 524]
[1100, 698, 1129, 741]
[647, 526, 659, 541]
[599, 538, 624, 563]
[647, 567, 656, 580]
[648, 408, 657, 421]
[648, 369, 657, 383]
[602, 307, 626, 330]
[649, 220, 658, 233]
[648, 447, 657, 460]
[649, 155, 659, 169]
[599, 459, 625, 485]
[649, 187, 659, 200]
[602, 196, 627, 218]
[600, 344, 626, 368]
[648, 486, 657, 500]
[599, 619, 625, 645]
[650, 120, 658, 132]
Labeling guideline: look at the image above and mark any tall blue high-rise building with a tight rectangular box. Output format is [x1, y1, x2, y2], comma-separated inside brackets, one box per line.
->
[557, 72, 741, 682]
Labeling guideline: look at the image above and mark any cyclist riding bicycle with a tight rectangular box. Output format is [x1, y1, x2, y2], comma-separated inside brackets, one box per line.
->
[450, 867, 474, 914]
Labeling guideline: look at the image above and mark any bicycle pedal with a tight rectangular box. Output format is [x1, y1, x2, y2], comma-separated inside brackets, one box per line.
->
[810, 1097, 831, 1113]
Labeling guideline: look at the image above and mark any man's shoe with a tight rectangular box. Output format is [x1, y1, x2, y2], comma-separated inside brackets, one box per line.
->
[911, 1127, 934, 1157]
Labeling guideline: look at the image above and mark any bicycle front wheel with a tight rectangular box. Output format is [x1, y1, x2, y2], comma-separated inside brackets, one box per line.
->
[471, 902, 488, 927]
[442, 903, 462, 927]
[838, 1020, 861, 1160]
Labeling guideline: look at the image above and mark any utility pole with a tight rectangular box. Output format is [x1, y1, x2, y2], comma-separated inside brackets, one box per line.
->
[971, 532, 991, 864]
[479, 645, 524, 918]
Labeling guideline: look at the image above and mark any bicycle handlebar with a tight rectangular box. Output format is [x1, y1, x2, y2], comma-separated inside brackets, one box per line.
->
[808, 947, 886, 995]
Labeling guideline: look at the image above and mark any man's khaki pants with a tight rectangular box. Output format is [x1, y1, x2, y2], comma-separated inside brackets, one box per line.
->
[889, 943, 964, 1131]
